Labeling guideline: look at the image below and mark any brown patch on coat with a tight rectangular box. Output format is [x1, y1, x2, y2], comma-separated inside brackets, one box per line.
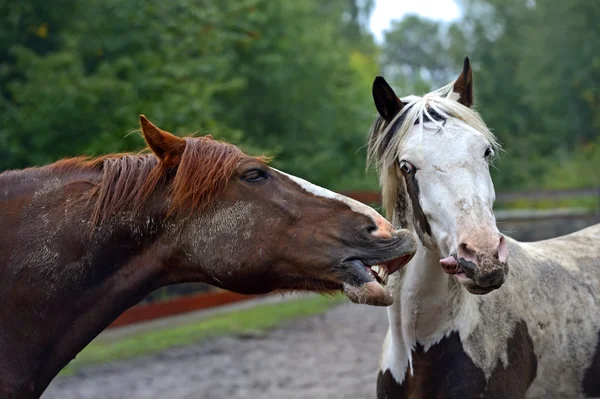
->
[583, 331, 600, 396]
[403, 172, 431, 240]
[376, 321, 537, 398]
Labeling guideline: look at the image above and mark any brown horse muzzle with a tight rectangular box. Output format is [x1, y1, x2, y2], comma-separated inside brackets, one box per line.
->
[338, 228, 417, 306]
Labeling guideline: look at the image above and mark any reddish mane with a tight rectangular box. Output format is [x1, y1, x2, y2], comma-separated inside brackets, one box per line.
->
[52, 136, 266, 224]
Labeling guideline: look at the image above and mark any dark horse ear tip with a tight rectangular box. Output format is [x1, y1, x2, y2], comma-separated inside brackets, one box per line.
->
[373, 76, 393, 94]
[373, 76, 387, 85]
[463, 57, 471, 69]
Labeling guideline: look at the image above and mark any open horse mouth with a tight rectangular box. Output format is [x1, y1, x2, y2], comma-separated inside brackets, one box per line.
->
[340, 253, 414, 306]
[362, 256, 411, 285]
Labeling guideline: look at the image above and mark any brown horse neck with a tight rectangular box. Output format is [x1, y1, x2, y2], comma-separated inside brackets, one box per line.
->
[0, 166, 221, 397]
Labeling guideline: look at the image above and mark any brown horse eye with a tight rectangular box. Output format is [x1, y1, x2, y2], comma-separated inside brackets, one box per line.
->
[399, 160, 415, 175]
[243, 169, 270, 183]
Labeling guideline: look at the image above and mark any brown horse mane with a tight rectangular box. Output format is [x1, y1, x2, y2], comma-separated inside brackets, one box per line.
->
[51, 135, 267, 225]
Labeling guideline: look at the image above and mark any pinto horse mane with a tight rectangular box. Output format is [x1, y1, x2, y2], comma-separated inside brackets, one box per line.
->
[49, 135, 267, 225]
[366, 80, 500, 217]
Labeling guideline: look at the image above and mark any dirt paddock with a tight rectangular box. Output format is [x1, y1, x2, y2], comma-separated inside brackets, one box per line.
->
[43, 303, 389, 399]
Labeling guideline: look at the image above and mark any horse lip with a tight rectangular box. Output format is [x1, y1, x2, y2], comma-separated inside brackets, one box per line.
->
[357, 247, 416, 270]
[341, 259, 375, 283]
[459, 278, 501, 295]
[453, 266, 504, 295]
[379, 253, 414, 275]
[339, 259, 395, 306]
[440, 255, 460, 275]
[341, 252, 413, 280]
[442, 257, 477, 278]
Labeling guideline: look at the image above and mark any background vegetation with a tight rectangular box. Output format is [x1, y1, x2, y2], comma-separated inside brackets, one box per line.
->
[1, 0, 598, 192]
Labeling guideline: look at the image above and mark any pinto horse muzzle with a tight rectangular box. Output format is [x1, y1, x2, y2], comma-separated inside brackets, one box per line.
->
[441, 234, 509, 295]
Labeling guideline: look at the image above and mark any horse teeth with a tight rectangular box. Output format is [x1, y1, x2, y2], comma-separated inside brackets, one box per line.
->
[371, 265, 380, 274]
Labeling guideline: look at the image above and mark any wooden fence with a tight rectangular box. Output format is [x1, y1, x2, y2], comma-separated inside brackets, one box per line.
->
[340, 186, 600, 207]
[108, 186, 599, 329]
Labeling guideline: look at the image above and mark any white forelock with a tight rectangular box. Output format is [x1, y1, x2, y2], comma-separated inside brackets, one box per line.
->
[368, 80, 500, 174]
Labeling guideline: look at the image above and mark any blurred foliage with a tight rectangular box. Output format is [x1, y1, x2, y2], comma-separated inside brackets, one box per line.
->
[382, 0, 600, 191]
[0, 0, 380, 189]
[0, 0, 598, 192]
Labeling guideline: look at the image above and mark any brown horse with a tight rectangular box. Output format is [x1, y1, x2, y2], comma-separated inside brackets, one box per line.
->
[0, 116, 416, 398]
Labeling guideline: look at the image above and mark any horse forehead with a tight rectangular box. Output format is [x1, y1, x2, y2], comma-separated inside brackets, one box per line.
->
[403, 125, 488, 169]
[407, 120, 486, 151]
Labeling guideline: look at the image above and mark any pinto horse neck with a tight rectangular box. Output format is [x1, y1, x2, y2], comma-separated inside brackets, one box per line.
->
[378, 223, 600, 398]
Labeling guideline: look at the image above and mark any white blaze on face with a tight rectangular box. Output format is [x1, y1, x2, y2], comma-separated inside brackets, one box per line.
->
[274, 169, 393, 239]
[400, 118, 498, 254]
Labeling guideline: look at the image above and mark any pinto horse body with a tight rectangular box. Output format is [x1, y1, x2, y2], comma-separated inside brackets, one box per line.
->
[369, 59, 600, 398]
[0, 116, 416, 398]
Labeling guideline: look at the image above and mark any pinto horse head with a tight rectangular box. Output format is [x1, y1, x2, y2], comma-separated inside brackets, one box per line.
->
[97, 116, 417, 306]
[368, 58, 508, 295]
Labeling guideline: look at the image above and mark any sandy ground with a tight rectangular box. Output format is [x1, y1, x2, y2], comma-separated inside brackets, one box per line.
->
[43, 303, 389, 399]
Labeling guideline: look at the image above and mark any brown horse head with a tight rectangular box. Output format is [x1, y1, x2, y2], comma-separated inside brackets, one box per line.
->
[0, 115, 416, 397]
[129, 116, 416, 305]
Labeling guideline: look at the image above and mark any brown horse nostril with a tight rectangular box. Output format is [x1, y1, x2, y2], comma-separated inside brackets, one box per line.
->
[366, 224, 378, 235]
[368, 219, 394, 240]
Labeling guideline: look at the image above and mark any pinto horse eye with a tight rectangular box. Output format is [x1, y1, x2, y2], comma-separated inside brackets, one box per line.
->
[399, 160, 415, 175]
[242, 169, 270, 183]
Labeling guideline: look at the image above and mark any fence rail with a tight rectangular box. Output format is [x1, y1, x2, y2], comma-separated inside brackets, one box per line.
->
[341, 186, 600, 207]
[111, 186, 599, 329]
[496, 187, 600, 203]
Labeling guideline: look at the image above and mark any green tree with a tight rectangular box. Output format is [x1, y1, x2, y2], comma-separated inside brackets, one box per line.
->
[381, 0, 600, 190]
[382, 15, 465, 93]
[518, 0, 600, 145]
[0, 0, 381, 190]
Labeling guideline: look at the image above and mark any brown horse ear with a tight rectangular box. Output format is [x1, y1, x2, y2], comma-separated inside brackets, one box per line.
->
[139, 115, 186, 167]
[452, 57, 473, 107]
[373, 76, 405, 122]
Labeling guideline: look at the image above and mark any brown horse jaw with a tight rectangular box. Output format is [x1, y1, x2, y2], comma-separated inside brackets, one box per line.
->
[343, 281, 394, 306]
[341, 255, 413, 306]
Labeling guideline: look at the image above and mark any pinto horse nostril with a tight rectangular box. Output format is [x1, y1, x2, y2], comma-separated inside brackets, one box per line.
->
[496, 235, 509, 262]
[458, 243, 477, 263]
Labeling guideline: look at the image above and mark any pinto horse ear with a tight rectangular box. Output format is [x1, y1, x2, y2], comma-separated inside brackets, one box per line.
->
[451, 57, 474, 107]
[373, 76, 405, 122]
[139, 115, 186, 167]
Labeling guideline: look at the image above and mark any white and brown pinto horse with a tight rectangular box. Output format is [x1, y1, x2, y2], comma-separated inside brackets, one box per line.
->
[368, 58, 600, 398]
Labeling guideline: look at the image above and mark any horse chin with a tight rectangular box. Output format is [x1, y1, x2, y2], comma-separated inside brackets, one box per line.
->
[337, 256, 413, 307]
[342, 281, 393, 306]
[454, 273, 500, 295]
